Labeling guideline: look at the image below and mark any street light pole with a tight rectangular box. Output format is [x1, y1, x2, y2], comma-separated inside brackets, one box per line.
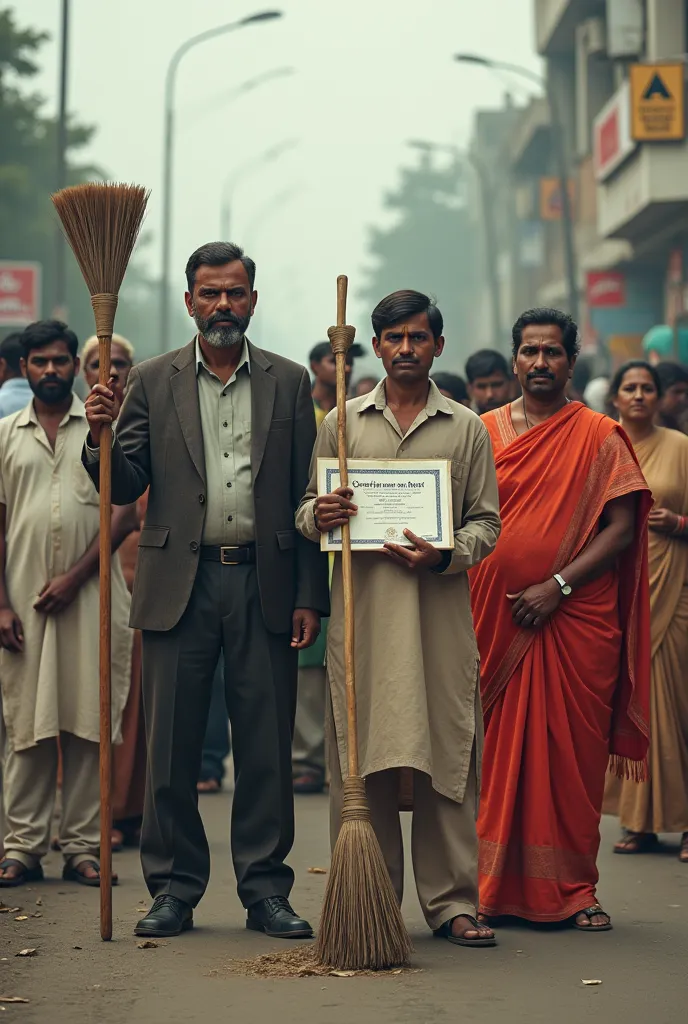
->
[53, 0, 70, 318]
[159, 10, 283, 354]
[454, 54, 579, 323]
[220, 138, 299, 240]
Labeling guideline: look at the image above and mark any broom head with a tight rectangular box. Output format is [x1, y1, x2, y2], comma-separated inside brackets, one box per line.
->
[51, 183, 149, 338]
[316, 776, 412, 970]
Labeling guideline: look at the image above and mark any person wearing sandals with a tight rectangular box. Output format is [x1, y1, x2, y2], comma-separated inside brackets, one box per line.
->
[607, 361, 688, 865]
[470, 310, 652, 934]
[0, 321, 136, 889]
[297, 290, 501, 947]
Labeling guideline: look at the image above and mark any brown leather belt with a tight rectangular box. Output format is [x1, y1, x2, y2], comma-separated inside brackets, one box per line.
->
[200, 544, 255, 565]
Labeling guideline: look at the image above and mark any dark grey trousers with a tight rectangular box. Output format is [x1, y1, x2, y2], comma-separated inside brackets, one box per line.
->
[140, 561, 297, 909]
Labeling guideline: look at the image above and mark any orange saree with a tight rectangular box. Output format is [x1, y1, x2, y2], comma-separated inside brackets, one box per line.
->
[471, 403, 651, 922]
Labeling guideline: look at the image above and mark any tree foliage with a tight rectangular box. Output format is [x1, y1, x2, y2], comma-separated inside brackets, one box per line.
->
[359, 152, 478, 372]
[0, 7, 183, 359]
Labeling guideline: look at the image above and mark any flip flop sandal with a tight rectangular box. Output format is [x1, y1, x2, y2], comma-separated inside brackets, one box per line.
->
[62, 860, 118, 888]
[434, 914, 497, 947]
[573, 905, 613, 932]
[0, 859, 44, 888]
[613, 831, 659, 855]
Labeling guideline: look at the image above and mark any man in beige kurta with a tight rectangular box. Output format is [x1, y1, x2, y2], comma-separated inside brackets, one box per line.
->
[0, 319, 132, 886]
[296, 289, 501, 946]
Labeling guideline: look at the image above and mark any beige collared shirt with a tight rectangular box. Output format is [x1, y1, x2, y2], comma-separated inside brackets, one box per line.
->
[195, 337, 254, 546]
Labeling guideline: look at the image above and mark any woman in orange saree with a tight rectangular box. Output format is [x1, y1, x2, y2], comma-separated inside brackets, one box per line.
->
[470, 310, 651, 930]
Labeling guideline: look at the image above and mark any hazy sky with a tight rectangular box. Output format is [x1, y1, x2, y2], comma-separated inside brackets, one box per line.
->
[20, 0, 539, 370]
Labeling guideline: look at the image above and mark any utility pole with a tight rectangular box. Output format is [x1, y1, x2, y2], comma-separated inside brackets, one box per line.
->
[53, 0, 70, 319]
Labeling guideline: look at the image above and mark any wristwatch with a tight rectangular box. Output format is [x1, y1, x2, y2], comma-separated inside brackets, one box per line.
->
[553, 573, 572, 597]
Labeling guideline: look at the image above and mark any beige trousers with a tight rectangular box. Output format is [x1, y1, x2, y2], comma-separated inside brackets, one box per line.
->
[292, 664, 326, 773]
[3, 733, 100, 869]
[329, 747, 479, 932]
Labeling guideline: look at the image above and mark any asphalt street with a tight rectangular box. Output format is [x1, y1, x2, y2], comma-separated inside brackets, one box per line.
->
[1, 791, 685, 1024]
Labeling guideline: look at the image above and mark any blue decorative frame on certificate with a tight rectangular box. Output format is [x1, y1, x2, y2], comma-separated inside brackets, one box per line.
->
[325, 466, 444, 548]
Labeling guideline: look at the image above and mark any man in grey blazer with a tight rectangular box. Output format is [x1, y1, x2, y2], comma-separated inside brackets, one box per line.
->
[83, 242, 329, 939]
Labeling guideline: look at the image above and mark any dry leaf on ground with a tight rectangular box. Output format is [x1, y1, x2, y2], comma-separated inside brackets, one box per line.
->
[137, 940, 158, 949]
[330, 970, 356, 978]
[582, 979, 602, 986]
[72, 947, 82, 951]
[35, 900, 42, 907]
[307, 867, 327, 874]
[0, 997, 29, 1004]
[15, 950, 37, 958]
[14, 916, 28, 922]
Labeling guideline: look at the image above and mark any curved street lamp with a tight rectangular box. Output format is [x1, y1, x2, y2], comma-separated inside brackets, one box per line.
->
[454, 53, 578, 322]
[220, 137, 299, 239]
[159, 10, 283, 353]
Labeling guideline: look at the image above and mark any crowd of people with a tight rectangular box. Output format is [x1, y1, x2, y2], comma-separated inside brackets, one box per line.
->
[0, 240, 685, 953]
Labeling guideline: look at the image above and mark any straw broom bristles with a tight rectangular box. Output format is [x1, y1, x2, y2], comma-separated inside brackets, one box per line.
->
[51, 183, 149, 336]
[315, 776, 412, 970]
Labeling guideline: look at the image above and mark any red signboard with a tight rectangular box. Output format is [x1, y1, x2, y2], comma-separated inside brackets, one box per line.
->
[0, 262, 41, 327]
[586, 271, 626, 308]
[594, 80, 636, 182]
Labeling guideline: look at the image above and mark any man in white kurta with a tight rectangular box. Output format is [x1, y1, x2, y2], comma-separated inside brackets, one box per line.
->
[0, 320, 132, 886]
[297, 290, 501, 946]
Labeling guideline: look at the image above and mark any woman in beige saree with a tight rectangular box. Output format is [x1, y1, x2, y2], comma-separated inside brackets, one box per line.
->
[609, 361, 688, 863]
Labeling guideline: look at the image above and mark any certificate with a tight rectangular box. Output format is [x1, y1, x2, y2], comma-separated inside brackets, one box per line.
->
[317, 458, 454, 552]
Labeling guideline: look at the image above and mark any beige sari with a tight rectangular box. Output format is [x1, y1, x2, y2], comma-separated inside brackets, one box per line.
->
[614, 427, 688, 833]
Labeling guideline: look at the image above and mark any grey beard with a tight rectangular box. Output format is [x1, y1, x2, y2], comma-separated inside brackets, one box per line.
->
[202, 323, 244, 349]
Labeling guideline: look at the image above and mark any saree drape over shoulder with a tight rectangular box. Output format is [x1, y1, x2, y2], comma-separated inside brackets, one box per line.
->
[615, 427, 688, 835]
[470, 402, 651, 922]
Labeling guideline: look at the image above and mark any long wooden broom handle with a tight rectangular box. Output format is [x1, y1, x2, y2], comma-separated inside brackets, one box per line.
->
[333, 276, 359, 778]
[98, 336, 113, 942]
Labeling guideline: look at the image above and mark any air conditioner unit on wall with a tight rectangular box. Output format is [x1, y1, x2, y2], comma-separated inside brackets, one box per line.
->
[606, 0, 644, 58]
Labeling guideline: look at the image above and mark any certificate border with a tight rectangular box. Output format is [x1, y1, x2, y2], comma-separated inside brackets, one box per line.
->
[324, 465, 444, 548]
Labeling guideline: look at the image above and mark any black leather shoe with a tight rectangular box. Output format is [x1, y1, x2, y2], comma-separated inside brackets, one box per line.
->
[134, 894, 193, 937]
[246, 896, 313, 938]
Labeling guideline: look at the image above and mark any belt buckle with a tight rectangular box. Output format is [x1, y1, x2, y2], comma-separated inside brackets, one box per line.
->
[220, 546, 240, 565]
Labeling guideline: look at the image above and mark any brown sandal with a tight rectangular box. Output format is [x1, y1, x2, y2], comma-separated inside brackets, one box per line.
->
[573, 905, 612, 932]
[613, 831, 658, 855]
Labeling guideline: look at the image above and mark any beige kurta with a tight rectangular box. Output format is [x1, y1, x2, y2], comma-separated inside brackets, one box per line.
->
[296, 380, 501, 803]
[0, 395, 132, 752]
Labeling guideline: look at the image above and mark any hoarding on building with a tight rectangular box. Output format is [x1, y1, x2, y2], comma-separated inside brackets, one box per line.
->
[594, 80, 636, 181]
[0, 262, 41, 327]
[539, 178, 575, 221]
[586, 271, 626, 308]
[630, 63, 685, 142]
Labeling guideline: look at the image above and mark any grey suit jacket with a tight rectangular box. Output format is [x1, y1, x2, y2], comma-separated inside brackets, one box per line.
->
[82, 339, 330, 633]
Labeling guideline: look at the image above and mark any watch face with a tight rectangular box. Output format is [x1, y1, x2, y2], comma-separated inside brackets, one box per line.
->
[562, 584, 572, 596]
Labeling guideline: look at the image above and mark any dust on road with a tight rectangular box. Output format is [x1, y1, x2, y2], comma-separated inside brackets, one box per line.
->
[1, 794, 686, 1024]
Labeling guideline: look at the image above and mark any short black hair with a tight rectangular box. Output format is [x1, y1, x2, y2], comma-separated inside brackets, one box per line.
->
[309, 340, 363, 364]
[655, 361, 688, 391]
[185, 241, 256, 293]
[0, 332, 24, 375]
[432, 372, 468, 403]
[608, 360, 663, 400]
[464, 349, 509, 383]
[21, 320, 78, 360]
[371, 290, 443, 341]
[512, 307, 580, 361]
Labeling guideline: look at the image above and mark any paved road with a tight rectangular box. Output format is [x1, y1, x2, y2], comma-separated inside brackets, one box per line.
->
[1, 792, 685, 1024]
